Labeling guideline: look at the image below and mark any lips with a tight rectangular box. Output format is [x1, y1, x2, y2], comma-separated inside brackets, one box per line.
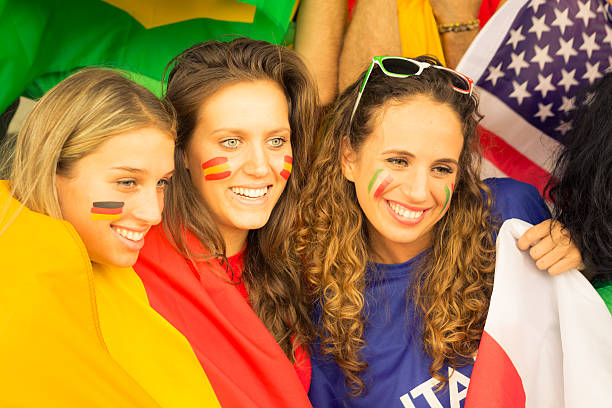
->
[385, 199, 428, 225]
[230, 186, 270, 199]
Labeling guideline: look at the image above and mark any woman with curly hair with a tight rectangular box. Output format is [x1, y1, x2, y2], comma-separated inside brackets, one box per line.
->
[297, 56, 581, 407]
[133, 38, 318, 407]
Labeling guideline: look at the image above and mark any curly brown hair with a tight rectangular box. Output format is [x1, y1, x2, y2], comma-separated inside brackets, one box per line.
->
[162, 38, 318, 361]
[296, 56, 498, 395]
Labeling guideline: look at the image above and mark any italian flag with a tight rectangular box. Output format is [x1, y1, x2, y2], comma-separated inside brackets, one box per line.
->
[0, 0, 298, 113]
[466, 219, 612, 407]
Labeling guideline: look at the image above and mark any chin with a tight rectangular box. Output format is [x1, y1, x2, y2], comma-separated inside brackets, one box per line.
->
[93, 253, 138, 268]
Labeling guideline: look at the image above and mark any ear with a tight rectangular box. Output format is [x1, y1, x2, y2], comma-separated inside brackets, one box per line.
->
[340, 137, 357, 182]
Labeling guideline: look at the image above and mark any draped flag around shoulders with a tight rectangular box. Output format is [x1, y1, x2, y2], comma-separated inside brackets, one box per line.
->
[457, 0, 612, 196]
[465, 219, 612, 407]
[0, 0, 298, 113]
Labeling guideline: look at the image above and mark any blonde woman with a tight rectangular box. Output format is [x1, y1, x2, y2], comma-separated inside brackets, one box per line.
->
[0, 69, 220, 407]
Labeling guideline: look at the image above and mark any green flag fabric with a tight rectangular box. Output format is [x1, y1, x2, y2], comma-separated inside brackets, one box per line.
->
[0, 0, 298, 113]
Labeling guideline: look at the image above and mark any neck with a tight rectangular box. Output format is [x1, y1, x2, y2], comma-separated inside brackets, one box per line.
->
[218, 226, 248, 257]
[367, 222, 432, 264]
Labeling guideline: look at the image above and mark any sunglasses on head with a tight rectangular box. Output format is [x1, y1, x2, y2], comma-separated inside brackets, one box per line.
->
[349, 56, 474, 123]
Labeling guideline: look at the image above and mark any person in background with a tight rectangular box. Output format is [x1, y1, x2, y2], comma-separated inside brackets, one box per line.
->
[520, 72, 612, 313]
[0, 68, 220, 407]
[338, 0, 506, 91]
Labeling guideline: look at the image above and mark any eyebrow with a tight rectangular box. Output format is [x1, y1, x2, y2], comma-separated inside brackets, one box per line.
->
[381, 150, 459, 165]
[210, 127, 291, 135]
[109, 166, 147, 174]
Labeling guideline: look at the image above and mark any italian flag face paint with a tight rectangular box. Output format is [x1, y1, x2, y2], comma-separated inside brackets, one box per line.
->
[90, 201, 124, 220]
[439, 183, 454, 215]
[202, 157, 231, 181]
[280, 155, 292, 180]
[368, 169, 393, 199]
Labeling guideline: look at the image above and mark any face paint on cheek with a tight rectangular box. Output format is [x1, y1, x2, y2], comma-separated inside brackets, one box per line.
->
[368, 169, 394, 199]
[202, 157, 231, 181]
[90, 201, 124, 220]
[280, 155, 292, 180]
[439, 183, 454, 215]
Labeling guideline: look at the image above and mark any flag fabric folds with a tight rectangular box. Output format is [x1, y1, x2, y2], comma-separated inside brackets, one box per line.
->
[465, 219, 612, 407]
[457, 0, 611, 196]
[0, 0, 297, 113]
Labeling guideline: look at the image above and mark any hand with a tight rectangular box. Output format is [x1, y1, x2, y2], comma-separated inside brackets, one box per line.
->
[429, 0, 482, 24]
[517, 219, 584, 276]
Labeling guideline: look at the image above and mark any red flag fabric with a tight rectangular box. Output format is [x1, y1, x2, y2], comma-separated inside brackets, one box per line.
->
[466, 219, 612, 407]
[457, 0, 611, 197]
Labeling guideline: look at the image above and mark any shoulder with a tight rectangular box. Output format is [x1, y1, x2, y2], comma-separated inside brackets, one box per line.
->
[483, 177, 550, 225]
[0, 182, 90, 274]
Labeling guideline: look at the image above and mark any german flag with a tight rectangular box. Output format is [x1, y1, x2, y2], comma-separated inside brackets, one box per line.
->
[202, 157, 231, 181]
[280, 155, 292, 180]
[90, 201, 124, 220]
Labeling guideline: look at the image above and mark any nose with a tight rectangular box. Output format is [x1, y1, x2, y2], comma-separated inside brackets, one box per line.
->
[400, 166, 429, 203]
[242, 144, 270, 178]
[131, 185, 163, 226]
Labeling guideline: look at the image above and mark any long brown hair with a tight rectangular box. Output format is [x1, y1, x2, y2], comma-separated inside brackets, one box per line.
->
[296, 56, 497, 394]
[162, 38, 319, 359]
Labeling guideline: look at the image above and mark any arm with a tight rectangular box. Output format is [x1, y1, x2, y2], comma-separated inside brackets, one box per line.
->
[294, 0, 347, 106]
[429, 0, 482, 68]
[517, 219, 584, 276]
[337, 0, 401, 91]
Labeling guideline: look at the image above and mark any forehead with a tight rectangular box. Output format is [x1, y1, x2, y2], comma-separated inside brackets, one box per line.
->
[196, 80, 289, 125]
[364, 96, 464, 158]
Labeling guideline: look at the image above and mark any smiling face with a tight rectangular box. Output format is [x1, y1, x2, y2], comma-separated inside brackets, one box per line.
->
[342, 95, 463, 263]
[55, 127, 175, 267]
[185, 80, 292, 251]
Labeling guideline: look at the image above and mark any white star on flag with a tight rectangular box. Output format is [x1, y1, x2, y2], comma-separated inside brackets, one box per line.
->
[485, 62, 505, 86]
[576, 0, 596, 26]
[551, 7, 573, 35]
[528, 14, 550, 40]
[509, 80, 532, 105]
[534, 73, 556, 98]
[509, 50, 530, 76]
[556, 37, 579, 64]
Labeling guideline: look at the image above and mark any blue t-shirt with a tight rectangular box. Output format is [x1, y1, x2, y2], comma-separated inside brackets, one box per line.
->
[309, 178, 551, 408]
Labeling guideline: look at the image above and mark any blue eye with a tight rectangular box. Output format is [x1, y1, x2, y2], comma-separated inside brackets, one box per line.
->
[221, 138, 240, 148]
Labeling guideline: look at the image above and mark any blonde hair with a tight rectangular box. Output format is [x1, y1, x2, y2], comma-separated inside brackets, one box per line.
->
[297, 57, 497, 395]
[7, 68, 176, 219]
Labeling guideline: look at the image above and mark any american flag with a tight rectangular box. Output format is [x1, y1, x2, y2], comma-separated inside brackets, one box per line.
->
[457, 0, 612, 197]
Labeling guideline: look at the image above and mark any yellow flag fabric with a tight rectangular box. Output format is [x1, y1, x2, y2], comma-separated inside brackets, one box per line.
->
[397, 0, 446, 66]
[0, 181, 220, 407]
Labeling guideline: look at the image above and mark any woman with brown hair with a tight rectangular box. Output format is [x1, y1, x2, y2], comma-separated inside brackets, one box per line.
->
[0, 68, 219, 406]
[297, 56, 579, 407]
[134, 38, 318, 407]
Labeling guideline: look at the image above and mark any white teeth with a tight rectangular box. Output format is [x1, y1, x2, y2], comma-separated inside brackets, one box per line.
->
[231, 186, 268, 198]
[388, 202, 424, 219]
[114, 227, 144, 242]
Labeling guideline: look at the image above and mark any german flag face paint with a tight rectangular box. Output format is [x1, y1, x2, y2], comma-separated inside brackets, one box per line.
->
[280, 155, 292, 180]
[90, 201, 124, 221]
[202, 157, 231, 181]
[439, 183, 454, 215]
[368, 169, 394, 199]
